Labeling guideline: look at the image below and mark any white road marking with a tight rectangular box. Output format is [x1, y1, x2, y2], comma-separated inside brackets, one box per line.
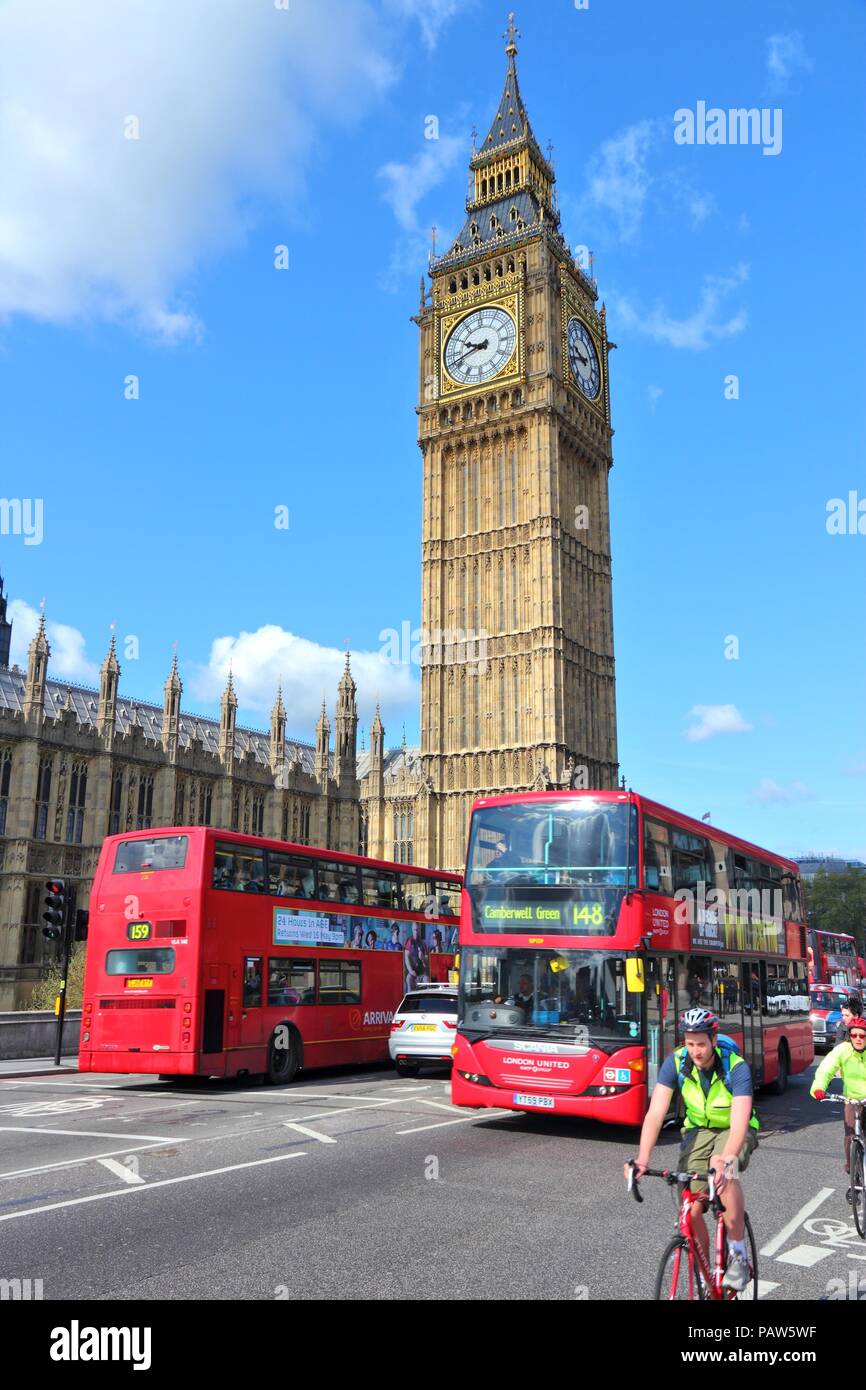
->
[415, 1098, 460, 1114]
[97, 1158, 146, 1184]
[0, 1126, 184, 1142]
[757, 1280, 780, 1296]
[775, 1244, 835, 1267]
[0, 1152, 306, 1223]
[761, 1187, 835, 1257]
[282, 1122, 337, 1144]
[376, 1086, 433, 1093]
[0, 1098, 107, 1116]
[397, 1111, 509, 1134]
[0, 1143, 174, 1182]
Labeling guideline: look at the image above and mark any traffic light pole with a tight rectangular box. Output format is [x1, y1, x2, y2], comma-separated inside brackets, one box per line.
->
[54, 882, 77, 1068]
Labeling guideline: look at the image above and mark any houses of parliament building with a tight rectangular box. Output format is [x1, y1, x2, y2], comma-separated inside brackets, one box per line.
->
[0, 20, 619, 1009]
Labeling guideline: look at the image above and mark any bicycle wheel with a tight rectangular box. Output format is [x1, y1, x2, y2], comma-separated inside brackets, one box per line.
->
[852, 1144, 866, 1239]
[727, 1212, 759, 1301]
[654, 1235, 704, 1300]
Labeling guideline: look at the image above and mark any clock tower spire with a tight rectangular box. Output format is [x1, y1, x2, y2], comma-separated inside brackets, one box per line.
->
[416, 18, 619, 870]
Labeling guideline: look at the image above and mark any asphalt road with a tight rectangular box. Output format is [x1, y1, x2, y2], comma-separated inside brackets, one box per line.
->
[0, 1058, 861, 1301]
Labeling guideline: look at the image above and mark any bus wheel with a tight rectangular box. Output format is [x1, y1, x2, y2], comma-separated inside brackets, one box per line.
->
[767, 1043, 789, 1096]
[266, 1025, 300, 1085]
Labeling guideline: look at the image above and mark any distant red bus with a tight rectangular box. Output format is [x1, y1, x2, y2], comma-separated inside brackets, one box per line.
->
[807, 928, 860, 989]
[452, 790, 812, 1126]
[79, 828, 460, 1082]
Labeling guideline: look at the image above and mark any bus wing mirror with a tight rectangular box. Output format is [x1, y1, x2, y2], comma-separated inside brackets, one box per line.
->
[625, 959, 645, 993]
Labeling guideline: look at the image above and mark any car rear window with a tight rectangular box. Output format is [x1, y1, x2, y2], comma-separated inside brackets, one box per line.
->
[398, 994, 458, 1014]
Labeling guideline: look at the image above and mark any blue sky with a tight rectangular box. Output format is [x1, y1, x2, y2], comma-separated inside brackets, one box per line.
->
[0, 0, 863, 860]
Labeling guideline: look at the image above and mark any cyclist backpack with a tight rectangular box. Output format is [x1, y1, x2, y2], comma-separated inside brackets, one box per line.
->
[676, 1034, 740, 1089]
[675, 1034, 760, 1130]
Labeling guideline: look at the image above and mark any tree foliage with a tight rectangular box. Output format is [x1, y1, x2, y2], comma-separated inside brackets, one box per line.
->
[804, 869, 866, 949]
[27, 944, 87, 1011]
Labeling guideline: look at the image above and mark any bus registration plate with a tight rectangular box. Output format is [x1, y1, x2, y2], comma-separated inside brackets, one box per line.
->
[513, 1093, 554, 1109]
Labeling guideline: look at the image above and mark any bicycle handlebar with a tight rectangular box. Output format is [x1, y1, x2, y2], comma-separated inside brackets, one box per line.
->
[625, 1160, 728, 1205]
[820, 1095, 865, 1106]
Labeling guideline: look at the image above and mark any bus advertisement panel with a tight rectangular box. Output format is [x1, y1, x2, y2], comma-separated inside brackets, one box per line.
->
[451, 790, 812, 1126]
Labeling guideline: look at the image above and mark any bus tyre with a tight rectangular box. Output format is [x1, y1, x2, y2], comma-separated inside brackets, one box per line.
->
[266, 1025, 300, 1085]
[395, 1059, 420, 1078]
[767, 1044, 789, 1096]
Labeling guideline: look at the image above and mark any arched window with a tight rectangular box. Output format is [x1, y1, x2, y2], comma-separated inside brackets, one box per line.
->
[449, 278, 457, 293]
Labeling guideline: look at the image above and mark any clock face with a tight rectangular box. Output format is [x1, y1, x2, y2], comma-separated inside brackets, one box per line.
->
[444, 306, 517, 385]
[567, 317, 601, 400]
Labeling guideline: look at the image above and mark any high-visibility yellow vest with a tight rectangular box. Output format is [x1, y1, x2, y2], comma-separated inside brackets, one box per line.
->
[674, 1044, 760, 1132]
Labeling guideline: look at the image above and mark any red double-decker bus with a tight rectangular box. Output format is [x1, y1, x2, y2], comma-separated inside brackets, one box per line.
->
[79, 827, 460, 1082]
[451, 790, 812, 1126]
[807, 928, 860, 989]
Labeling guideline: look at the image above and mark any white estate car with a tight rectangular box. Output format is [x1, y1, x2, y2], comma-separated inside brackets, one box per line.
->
[389, 983, 458, 1076]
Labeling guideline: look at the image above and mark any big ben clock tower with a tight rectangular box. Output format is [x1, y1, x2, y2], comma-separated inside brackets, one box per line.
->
[416, 16, 619, 870]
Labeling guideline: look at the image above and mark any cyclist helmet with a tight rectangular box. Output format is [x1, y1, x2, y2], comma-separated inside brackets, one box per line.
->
[679, 1007, 719, 1036]
[848, 1018, 866, 1035]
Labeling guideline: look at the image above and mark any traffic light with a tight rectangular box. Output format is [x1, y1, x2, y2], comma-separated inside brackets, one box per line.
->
[74, 908, 89, 942]
[42, 879, 67, 941]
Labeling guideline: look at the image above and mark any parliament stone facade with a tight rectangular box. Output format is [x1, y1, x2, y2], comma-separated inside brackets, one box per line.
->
[0, 24, 619, 1008]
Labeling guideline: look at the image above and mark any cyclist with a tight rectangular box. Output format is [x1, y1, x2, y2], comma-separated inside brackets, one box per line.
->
[626, 1007, 759, 1292]
[833, 993, 863, 1046]
[811, 1014, 866, 1201]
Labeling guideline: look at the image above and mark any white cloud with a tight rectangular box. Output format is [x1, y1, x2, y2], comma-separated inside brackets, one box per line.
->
[752, 778, 814, 804]
[684, 704, 752, 742]
[613, 264, 749, 351]
[0, 0, 413, 340]
[766, 31, 814, 93]
[8, 599, 97, 683]
[577, 119, 659, 243]
[379, 135, 467, 233]
[189, 624, 418, 732]
[384, 0, 465, 51]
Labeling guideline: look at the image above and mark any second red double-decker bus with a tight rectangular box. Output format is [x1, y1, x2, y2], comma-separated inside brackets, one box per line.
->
[807, 928, 860, 989]
[451, 789, 812, 1125]
[79, 827, 460, 1081]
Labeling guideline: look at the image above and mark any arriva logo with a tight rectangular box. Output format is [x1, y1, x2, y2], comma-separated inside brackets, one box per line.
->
[364, 1010, 394, 1026]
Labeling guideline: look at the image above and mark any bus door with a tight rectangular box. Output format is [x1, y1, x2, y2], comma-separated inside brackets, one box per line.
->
[202, 962, 229, 1059]
[646, 956, 677, 1089]
[741, 959, 763, 1082]
[240, 955, 264, 1051]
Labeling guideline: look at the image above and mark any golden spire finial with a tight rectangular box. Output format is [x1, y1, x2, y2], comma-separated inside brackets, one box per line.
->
[504, 12, 519, 55]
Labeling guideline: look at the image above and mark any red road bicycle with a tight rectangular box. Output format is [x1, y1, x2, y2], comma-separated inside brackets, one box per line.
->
[627, 1162, 758, 1300]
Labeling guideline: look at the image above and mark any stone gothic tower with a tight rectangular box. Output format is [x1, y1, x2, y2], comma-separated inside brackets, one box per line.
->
[334, 652, 358, 787]
[24, 611, 49, 724]
[161, 652, 182, 759]
[98, 630, 121, 742]
[416, 18, 619, 869]
[0, 574, 11, 668]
